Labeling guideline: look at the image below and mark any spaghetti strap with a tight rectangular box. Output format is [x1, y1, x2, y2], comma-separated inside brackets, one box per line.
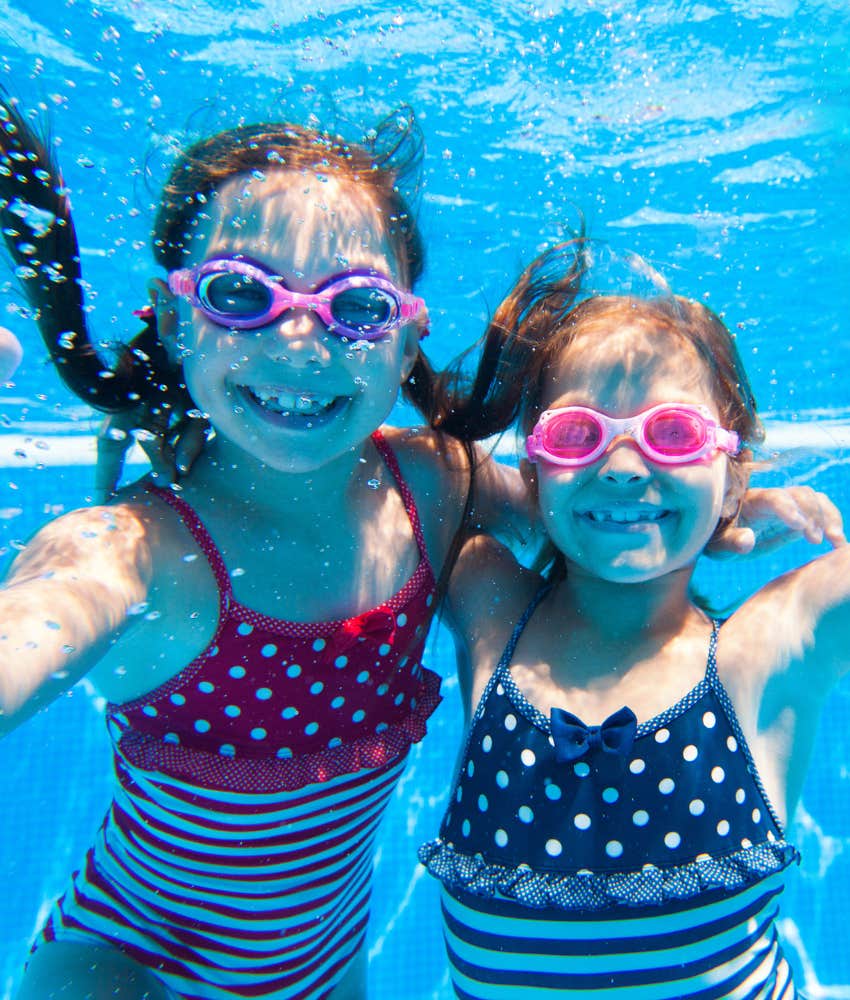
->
[148, 486, 232, 613]
[371, 428, 430, 564]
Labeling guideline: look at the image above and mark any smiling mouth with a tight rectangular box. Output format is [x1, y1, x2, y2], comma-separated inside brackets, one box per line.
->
[238, 385, 351, 426]
[579, 507, 672, 527]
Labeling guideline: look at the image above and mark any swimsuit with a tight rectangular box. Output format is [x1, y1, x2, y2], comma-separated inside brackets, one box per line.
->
[419, 585, 800, 999]
[34, 430, 441, 1000]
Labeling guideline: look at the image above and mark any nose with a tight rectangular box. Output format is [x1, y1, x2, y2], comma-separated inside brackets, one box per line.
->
[262, 309, 332, 367]
[598, 437, 653, 484]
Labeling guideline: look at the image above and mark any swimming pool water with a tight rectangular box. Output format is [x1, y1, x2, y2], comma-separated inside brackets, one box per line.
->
[1, 1, 848, 996]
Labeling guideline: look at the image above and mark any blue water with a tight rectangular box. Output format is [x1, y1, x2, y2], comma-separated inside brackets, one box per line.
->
[1, 1, 849, 997]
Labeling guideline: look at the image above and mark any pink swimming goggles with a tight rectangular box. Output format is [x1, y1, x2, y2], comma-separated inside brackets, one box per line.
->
[526, 403, 741, 467]
[167, 257, 427, 341]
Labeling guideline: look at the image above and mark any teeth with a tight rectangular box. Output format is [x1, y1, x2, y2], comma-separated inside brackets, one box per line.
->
[248, 387, 338, 416]
[586, 508, 668, 524]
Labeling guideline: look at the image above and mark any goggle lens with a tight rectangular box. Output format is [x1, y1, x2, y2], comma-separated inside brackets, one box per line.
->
[543, 411, 603, 460]
[329, 286, 396, 332]
[643, 408, 707, 456]
[199, 271, 272, 318]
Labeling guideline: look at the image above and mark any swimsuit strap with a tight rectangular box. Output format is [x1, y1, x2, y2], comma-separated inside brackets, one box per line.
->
[494, 581, 554, 679]
[704, 618, 722, 681]
[371, 428, 430, 564]
[148, 486, 234, 615]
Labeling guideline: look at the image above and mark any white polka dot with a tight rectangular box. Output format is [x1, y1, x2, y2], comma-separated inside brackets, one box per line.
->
[331, 696, 345, 709]
[717, 819, 730, 836]
[310, 681, 324, 695]
[466, 760, 475, 778]
[545, 783, 562, 801]
[462, 819, 471, 837]
[312, 638, 326, 652]
[286, 663, 302, 678]
[237, 622, 253, 636]
[229, 665, 246, 679]
[496, 683, 505, 696]
[377, 683, 389, 696]
[478, 794, 489, 812]
[164, 732, 179, 745]
[658, 777, 675, 795]
[394, 692, 405, 706]
[142, 705, 157, 717]
[629, 758, 646, 774]
[741, 837, 752, 848]
[224, 705, 241, 718]
[250, 727, 266, 740]
[711, 766, 725, 783]
[632, 810, 649, 827]
[169, 693, 186, 706]
[255, 687, 272, 700]
[194, 719, 210, 733]
[702, 710, 716, 728]
[696, 852, 711, 862]
[455, 786, 463, 803]
[767, 829, 776, 842]
[375, 722, 388, 733]
[518, 805, 534, 824]
[504, 713, 517, 731]
[752, 808, 762, 824]
[426, 593, 434, 607]
[378, 643, 391, 656]
[334, 655, 348, 669]
[260, 644, 276, 658]
[602, 787, 619, 804]
[304, 721, 319, 735]
[574, 813, 591, 830]
[328, 736, 342, 749]
[655, 728, 670, 743]
[573, 761, 590, 778]
[276, 747, 293, 759]
[689, 798, 705, 816]
[281, 706, 299, 719]
[496, 770, 509, 789]
[357, 671, 370, 683]
[397, 613, 408, 627]
[482, 734, 493, 753]
[682, 744, 698, 762]
[545, 839, 563, 857]
[736, 788, 746, 804]
[727, 735, 738, 752]
[664, 831, 681, 849]
[219, 744, 235, 757]
[605, 840, 624, 858]
[521, 748, 536, 767]
[352, 709, 366, 723]
[198, 681, 214, 694]
[494, 829, 508, 847]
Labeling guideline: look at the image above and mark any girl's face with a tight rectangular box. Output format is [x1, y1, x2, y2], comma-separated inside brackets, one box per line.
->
[533, 324, 736, 584]
[165, 169, 420, 474]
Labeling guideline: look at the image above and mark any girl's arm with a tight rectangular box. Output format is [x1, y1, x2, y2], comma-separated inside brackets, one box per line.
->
[0, 503, 153, 736]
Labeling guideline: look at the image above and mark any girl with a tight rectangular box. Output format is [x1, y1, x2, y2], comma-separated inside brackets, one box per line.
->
[0, 96, 494, 999]
[419, 242, 850, 998]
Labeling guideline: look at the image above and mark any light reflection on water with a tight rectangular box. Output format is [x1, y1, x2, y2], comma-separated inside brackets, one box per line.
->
[0, 0, 848, 996]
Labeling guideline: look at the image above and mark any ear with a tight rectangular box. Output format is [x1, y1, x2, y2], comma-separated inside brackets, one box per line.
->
[398, 321, 421, 384]
[720, 458, 750, 520]
[147, 278, 182, 365]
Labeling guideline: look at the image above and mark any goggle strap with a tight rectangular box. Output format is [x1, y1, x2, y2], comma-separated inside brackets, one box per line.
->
[168, 270, 195, 299]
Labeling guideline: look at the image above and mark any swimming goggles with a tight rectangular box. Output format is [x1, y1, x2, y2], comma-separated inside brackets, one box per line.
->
[526, 403, 740, 467]
[167, 257, 426, 341]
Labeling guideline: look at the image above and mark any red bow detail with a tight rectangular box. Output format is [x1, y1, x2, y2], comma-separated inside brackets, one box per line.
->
[330, 609, 396, 656]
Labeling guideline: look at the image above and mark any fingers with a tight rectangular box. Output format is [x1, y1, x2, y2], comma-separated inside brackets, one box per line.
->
[708, 526, 756, 558]
[732, 485, 846, 557]
[0, 326, 23, 382]
[173, 418, 207, 476]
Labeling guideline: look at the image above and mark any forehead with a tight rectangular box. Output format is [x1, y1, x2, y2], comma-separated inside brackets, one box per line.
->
[187, 168, 399, 278]
[543, 322, 717, 411]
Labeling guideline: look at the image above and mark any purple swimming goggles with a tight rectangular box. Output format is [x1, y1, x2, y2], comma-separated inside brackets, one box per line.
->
[168, 257, 427, 341]
[526, 403, 741, 468]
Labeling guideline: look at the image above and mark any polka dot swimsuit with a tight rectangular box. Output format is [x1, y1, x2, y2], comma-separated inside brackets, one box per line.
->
[420, 584, 800, 998]
[111, 429, 440, 792]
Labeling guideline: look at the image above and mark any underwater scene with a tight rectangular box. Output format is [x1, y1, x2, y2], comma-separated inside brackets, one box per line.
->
[0, 0, 848, 997]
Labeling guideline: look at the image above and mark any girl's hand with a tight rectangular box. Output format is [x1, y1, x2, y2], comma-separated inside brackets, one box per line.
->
[707, 486, 846, 558]
[95, 406, 208, 501]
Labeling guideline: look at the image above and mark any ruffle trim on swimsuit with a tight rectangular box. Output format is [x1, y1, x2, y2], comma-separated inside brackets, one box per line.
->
[417, 835, 800, 911]
[114, 667, 441, 793]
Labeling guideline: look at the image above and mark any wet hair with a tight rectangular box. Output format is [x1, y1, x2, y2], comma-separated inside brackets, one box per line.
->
[0, 91, 434, 420]
[433, 238, 764, 571]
